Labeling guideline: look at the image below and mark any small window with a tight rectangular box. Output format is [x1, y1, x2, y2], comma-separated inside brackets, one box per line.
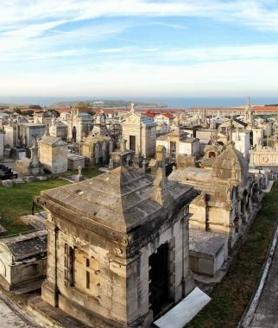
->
[86, 271, 90, 289]
[86, 258, 90, 267]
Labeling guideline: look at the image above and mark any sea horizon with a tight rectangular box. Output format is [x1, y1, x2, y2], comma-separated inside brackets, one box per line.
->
[0, 96, 278, 108]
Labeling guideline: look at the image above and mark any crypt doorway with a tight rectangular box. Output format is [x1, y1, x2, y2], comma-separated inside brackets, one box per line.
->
[129, 135, 136, 152]
[149, 242, 171, 317]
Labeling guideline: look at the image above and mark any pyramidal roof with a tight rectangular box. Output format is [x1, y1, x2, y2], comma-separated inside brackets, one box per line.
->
[41, 166, 193, 233]
[212, 143, 249, 184]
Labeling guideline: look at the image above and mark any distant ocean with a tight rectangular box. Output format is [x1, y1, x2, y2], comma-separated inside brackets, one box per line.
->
[1, 96, 278, 108]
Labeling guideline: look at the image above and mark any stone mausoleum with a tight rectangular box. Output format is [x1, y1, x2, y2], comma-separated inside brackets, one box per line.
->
[122, 104, 156, 160]
[170, 143, 262, 277]
[37, 148, 197, 327]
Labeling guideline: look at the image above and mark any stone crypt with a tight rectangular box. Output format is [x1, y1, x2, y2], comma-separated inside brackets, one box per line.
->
[36, 147, 197, 328]
[170, 143, 262, 277]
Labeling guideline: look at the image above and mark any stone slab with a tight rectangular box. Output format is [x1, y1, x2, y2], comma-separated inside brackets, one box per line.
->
[153, 287, 211, 328]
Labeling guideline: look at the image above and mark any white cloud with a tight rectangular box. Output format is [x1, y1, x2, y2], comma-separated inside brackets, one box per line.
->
[159, 44, 278, 62]
[1, 1, 278, 96]
[1, 1, 278, 32]
[1, 59, 277, 97]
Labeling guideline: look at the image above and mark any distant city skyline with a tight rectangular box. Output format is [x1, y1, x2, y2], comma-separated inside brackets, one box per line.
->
[1, 0, 278, 97]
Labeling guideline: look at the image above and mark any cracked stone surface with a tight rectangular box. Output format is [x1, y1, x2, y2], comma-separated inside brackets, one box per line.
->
[0, 298, 32, 328]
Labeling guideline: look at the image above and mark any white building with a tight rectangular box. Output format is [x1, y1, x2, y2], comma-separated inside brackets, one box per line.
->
[252, 128, 263, 148]
[232, 130, 250, 159]
[66, 108, 92, 143]
[122, 104, 156, 159]
[154, 113, 175, 133]
[3, 124, 19, 148]
[156, 129, 200, 160]
[39, 136, 68, 174]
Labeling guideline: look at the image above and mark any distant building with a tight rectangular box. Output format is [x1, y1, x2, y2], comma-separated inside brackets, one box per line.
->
[80, 131, 113, 166]
[66, 108, 92, 143]
[33, 111, 53, 126]
[19, 123, 46, 147]
[49, 119, 68, 140]
[170, 143, 262, 277]
[156, 128, 199, 161]
[232, 129, 250, 159]
[122, 104, 156, 159]
[39, 136, 68, 174]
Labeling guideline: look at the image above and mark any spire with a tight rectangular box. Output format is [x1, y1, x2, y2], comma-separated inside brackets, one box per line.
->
[228, 119, 233, 143]
[151, 146, 173, 208]
[245, 96, 254, 126]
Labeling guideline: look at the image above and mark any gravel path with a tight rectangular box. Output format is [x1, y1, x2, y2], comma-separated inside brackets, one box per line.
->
[250, 242, 278, 328]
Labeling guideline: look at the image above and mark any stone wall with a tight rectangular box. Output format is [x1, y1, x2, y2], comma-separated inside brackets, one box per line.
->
[41, 201, 194, 327]
[250, 147, 278, 168]
[39, 143, 68, 174]
[0, 132, 4, 160]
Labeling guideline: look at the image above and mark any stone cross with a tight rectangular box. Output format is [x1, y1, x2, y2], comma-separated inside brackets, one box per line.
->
[130, 103, 135, 113]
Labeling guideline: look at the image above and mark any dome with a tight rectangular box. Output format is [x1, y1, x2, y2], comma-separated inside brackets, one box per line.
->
[212, 143, 249, 185]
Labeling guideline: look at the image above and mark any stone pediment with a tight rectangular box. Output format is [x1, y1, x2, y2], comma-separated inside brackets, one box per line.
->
[124, 112, 141, 125]
[124, 112, 156, 127]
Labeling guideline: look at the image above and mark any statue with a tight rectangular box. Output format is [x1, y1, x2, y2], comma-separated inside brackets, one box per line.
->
[30, 137, 39, 167]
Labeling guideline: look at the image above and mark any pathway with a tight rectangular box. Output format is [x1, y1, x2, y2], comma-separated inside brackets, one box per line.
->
[250, 241, 278, 328]
[0, 294, 33, 328]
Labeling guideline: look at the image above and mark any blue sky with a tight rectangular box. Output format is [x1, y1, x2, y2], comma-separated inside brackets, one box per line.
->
[0, 0, 278, 97]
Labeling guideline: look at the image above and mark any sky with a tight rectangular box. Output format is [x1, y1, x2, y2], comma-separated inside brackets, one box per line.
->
[0, 0, 278, 98]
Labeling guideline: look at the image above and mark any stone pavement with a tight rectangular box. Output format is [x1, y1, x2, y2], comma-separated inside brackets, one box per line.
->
[250, 242, 278, 328]
[0, 296, 32, 328]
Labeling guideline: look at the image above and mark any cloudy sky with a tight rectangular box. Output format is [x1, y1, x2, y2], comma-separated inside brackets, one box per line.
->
[0, 0, 278, 97]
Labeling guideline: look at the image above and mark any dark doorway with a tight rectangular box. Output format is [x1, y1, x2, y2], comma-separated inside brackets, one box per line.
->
[72, 126, 77, 143]
[129, 135, 136, 151]
[170, 141, 176, 160]
[208, 151, 216, 158]
[149, 243, 171, 317]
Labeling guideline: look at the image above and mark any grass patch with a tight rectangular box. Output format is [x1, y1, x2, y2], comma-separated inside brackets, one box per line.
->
[187, 183, 278, 328]
[65, 167, 101, 179]
[0, 179, 69, 236]
[81, 167, 101, 178]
